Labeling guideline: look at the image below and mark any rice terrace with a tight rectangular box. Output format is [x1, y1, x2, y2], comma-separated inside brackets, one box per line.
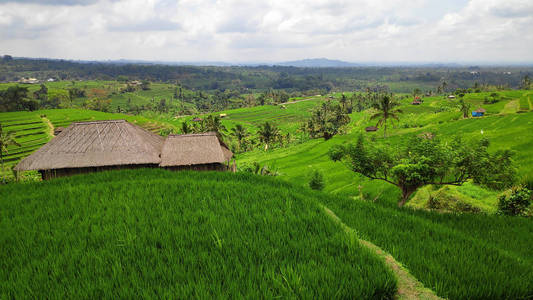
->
[1, 0, 533, 299]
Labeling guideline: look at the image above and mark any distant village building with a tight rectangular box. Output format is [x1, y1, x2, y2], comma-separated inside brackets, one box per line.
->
[14, 120, 233, 180]
[47, 78, 56, 82]
[365, 126, 378, 132]
[448, 95, 456, 99]
[18, 77, 39, 84]
[472, 108, 486, 117]
[192, 117, 203, 122]
[219, 113, 227, 118]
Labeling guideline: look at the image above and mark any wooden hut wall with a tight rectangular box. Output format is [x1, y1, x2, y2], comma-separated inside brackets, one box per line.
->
[38, 164, 159, 180]
[164, 163, 228, 172]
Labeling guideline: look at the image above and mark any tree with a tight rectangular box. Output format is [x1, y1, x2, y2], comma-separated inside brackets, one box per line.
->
[458, 99, 471, 118]
[140, 80, 151, 91]
[0, 85, 39, 112]
[305, 101, 350, 140]
[257, 121, 280, 151]
[522, 75, 531, 90]
[329, 134, 516, 207]
[180, 121, 192, 134]
[0, 124, 21, 183]
[370, 93, 402, 138]
[230, 124, 249, 152]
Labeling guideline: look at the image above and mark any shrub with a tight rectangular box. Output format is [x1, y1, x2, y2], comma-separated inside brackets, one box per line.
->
[497, 186, 532, 216]
[309, 170, 325, 191]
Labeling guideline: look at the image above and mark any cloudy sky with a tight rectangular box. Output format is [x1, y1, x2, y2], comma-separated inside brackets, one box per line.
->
[0, 0, 532, 63]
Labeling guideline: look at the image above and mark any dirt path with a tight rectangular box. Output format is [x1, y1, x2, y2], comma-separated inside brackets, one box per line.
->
[41, 116, 55, 138]
[322, 205, 443, 300]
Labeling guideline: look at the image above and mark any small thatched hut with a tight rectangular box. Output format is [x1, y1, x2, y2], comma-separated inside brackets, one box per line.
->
[160, 132, 233, 171]
[14, 120, 164, 180]
[365, 126, 378, 132]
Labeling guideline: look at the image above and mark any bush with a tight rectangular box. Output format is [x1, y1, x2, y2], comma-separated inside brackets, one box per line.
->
[309, 170, 325, 191]
[497, 186, 532, 216]
[426, 186, 482, 213]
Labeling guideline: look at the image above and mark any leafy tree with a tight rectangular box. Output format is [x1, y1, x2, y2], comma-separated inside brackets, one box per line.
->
[257, 121, 280, 151]
[204, 115, 226, 137]
[329, 135, 516, 207]
[83, 98, 111, 112]
[230, 124, 249, 152]
[458, 99, 471, 118]
[0, 86, 39, 112]
[0, 124, 21, 183]
[370, 93, 402, 138]
[305, 102, 350, 140]
[140, 80, 151, 90]
[309, 170, 325, 190]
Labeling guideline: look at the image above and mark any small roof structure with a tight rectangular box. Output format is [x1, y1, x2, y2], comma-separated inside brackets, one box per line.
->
[219, 113, 227, 118]
[474, 108, 486, 113]
[448, 95, 456, 99]
[192, 117, 203, 122]
[14, 120, 164, 171]
[365, 126, 378, 132]
[412, 100, 422, 105]
[160, 132, 232, 167]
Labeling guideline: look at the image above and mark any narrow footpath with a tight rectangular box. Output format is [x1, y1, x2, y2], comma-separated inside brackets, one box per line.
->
[322, 205, 443, 300]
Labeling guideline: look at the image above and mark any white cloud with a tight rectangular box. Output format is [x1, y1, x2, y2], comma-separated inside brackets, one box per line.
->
[0, 0, 531, 62]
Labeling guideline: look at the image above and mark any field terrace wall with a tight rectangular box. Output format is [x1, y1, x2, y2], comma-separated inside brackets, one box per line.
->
[14, 121, 233, 179]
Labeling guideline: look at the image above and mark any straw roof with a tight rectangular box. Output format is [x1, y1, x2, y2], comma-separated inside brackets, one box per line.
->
[160, 132, 232, 167]
[14, 120, 164, 171]
[474, 108, 486, 113]
[365, 126, 378, 132]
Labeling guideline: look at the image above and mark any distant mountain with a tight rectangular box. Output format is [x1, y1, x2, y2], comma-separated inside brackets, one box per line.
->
[276, 58, 360, 68]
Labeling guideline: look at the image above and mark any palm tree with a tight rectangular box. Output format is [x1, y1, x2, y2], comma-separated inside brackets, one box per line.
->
[257, 121, 280, 151]
[230, 124, 249, 151]
[458, 99, 471, 118]
[181, 121, 192, 134]
[370, 94, 402, 138]
[0, 124, 21, 183]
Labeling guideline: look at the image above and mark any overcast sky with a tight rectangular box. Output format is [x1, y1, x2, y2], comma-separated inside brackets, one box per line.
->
[0, 0, 532, 63]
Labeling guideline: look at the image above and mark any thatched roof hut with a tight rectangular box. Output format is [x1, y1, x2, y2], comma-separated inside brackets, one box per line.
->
[160, 132, 232, 170]
[365, 126, 378, 132]
[412, 100, 422, 105]
[14, 120, 164, 174]
[474, 108, 486, 113]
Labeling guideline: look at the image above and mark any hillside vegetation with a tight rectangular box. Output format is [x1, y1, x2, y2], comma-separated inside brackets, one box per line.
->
[238, 90, 533, 210]
[0, 169, 396, 299]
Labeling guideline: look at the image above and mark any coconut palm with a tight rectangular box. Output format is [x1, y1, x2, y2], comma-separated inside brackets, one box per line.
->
[370, 94, 402, 138]
[181, 121, 192, 134]
[458, 99, 471, 118]
[257, 121, 280, 151]
[0, 124, 21, 183]
[230, 124, 249, 151]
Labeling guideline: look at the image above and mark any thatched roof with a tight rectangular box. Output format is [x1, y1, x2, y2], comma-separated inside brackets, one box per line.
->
[53, 127, 65, 136]
[365, 126, 378, 132]
[160, 132, 232, 167]
[14, 120, 164, 171]
[474, 108, 486, 113]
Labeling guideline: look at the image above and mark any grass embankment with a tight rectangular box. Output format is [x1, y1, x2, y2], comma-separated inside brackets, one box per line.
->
[0, 169, 396, 299]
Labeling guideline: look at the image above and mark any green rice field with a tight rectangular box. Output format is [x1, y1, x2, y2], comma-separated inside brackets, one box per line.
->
[0, 169, 397, 299]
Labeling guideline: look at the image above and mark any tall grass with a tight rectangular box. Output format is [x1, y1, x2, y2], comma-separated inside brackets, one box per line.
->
[321, 194, 533, 299]
[0, 169, 396, 299]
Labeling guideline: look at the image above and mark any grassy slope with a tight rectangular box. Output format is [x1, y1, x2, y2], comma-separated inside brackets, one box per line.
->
[0, 169, 396, 299]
